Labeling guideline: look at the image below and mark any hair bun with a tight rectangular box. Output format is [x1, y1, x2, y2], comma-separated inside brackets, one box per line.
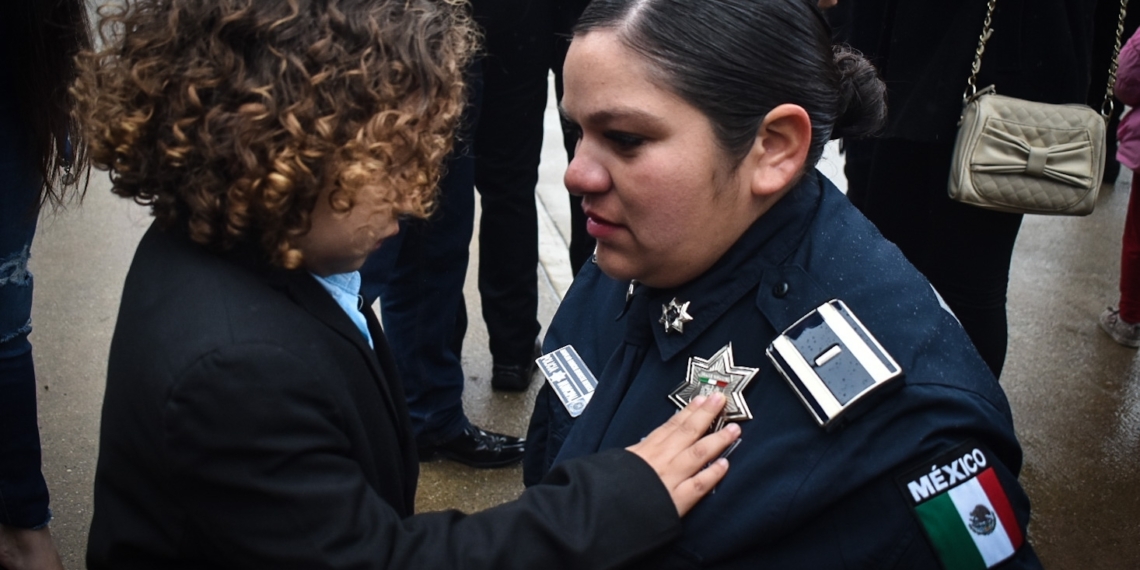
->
[832, 46, 887, 139]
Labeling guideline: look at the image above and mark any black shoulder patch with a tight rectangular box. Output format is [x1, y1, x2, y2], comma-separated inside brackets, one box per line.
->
[895, 442, 1025, 570]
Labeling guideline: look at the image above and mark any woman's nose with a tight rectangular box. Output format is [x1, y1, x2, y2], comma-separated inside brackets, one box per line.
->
[564, 148, 610, 197]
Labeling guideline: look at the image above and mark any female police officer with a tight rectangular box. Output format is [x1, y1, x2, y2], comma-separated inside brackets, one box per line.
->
[525, 0, 1041, 567]
[73, 0, 739, 568]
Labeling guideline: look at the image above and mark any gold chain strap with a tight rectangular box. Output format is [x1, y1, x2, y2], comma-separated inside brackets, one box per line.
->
[964, 0, 1130, 122]
[963, 0, 998, 103]
[1104, 0, 1132, 117]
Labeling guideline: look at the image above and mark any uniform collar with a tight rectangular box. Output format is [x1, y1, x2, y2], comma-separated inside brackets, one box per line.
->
[635, 171, 826, 361]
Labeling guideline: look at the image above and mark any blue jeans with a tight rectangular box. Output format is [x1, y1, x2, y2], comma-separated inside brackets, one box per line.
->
[0, 89, 51, 529]
[359, 68, 482, 445]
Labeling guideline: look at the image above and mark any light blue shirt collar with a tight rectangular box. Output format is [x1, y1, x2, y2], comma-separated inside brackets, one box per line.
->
[310, 271, 373, 348]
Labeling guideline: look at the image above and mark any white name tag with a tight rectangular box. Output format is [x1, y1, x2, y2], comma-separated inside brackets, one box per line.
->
[536, 345, 598, 418]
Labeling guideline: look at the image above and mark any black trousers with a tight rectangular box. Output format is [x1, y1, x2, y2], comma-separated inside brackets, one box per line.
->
[472, 0, 592, 364]
[845, 138, 1023, 378]
[359, 102, 478, 443]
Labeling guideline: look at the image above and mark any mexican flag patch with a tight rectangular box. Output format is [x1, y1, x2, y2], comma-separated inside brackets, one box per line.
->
[898, 442, 1024, 570]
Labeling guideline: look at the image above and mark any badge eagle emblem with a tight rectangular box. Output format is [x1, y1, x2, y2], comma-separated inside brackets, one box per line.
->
[669, 343, 758, 422]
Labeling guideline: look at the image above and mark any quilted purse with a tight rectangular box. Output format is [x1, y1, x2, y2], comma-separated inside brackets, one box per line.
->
[948, 0, 1127, 216]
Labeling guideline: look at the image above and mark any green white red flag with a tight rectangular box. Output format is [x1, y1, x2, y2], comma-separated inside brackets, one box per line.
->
[901, 443, 1024, 570]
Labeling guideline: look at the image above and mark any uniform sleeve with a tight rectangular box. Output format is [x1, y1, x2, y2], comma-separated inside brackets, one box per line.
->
[775, 382, 1043, 570]
[163, 343, 680, 570]
[890, 388, 1042, 570]
[523, 380, 576, 487]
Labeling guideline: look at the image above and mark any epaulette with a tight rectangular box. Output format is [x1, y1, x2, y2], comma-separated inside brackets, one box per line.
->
[766, 299, 903, 430]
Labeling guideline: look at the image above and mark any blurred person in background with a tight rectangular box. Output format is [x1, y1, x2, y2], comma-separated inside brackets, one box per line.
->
[356, 0, 593, 469]
[0, 1, 90, 569]
[1098, 24, 1140, 347]
[843, 0, 1101, 378]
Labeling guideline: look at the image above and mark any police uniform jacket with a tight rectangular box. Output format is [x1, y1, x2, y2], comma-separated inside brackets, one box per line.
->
[525, 172, 1042, 569]
[87, 224, 682, 570]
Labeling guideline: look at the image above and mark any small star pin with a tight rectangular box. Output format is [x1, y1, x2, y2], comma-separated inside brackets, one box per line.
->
[659, 298, 693, 334]
[669, 343, 759, 422]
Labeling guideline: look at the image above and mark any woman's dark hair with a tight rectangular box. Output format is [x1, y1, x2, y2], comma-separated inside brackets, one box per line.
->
[575, 0, 886, 167]
[74, 0, 476, 269]
[1, 0, 92, 210]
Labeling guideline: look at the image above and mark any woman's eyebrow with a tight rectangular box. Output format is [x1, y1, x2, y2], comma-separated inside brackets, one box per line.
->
[558, 104, 575, 124]
[559, 104, 665, 129]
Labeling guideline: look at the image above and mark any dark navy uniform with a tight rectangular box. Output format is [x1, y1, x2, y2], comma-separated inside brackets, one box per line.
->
[525, 172, 1042, 569]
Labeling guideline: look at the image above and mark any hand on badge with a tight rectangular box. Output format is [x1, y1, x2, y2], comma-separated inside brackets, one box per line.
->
[626, 393, 741, 516]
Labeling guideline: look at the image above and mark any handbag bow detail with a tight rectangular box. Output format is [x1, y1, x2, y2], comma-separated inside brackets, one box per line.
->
[970, 124, 1093, 188]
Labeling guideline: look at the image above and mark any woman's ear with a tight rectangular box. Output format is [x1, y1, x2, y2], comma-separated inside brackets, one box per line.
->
[745, 104, 812, 198]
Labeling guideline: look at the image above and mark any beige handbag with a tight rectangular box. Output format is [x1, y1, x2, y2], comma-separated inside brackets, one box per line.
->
[948, 0, 1128, 216]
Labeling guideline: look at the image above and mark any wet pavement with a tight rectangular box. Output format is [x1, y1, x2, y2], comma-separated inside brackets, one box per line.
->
[1003, 169, 1140, 569]
[24, 83, 1140, 568]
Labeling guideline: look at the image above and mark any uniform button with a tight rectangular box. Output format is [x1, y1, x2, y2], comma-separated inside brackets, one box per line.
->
[773, 281, 790, 298]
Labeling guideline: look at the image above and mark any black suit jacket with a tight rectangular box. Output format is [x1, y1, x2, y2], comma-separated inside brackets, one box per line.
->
[87, 224, 681, 570]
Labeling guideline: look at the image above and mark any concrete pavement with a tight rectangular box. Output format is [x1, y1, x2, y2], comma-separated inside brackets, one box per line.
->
[23, 81, 1140, 568]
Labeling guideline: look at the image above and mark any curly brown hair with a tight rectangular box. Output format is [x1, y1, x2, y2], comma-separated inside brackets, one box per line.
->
[73, 0, 476, 268]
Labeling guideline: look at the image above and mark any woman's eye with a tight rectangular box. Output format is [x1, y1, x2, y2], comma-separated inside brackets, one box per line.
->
[604, 131, 644, 150]
[562, 118, 582, 141]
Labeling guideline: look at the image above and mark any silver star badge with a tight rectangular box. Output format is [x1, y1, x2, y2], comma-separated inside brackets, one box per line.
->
[669, 343, 758, 423]
[659, 298, 693, 334]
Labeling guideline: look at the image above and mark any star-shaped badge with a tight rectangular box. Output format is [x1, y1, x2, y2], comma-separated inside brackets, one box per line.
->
[669, 343, 759, 422]
[659, 298, 693, 334]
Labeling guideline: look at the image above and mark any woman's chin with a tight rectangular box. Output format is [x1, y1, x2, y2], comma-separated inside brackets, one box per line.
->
[593, 249, 639, 283]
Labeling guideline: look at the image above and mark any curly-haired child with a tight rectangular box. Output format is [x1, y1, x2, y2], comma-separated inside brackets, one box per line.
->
[72, 1, 738, 568]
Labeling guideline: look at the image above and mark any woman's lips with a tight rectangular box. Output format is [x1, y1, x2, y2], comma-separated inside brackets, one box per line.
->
[584, 211, 622, 239]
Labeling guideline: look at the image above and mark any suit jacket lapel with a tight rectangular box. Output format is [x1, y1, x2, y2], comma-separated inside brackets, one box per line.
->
[364, 309, 419, 508]
[277, 272, 404, 419]
[278, 271, 419, 510]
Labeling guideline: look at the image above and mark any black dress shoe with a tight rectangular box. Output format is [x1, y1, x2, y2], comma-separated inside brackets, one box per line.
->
[491, 341, 541, 392]
[417, 424, 525, 468]
[491, 362, 536, 392]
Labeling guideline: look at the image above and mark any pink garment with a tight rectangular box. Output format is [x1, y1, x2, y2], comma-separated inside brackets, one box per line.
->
[1120, 175, 1140, 322]
[1116, 30, 1140, 170]
[1117, 28, 1140, 323]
